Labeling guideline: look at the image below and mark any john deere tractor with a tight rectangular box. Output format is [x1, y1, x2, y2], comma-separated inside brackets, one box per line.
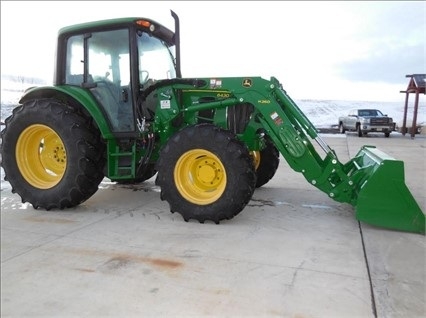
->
[1, 11, 424, 233]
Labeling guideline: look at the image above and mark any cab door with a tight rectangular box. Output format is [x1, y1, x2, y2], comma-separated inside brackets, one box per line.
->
[65, 28, 135, 132]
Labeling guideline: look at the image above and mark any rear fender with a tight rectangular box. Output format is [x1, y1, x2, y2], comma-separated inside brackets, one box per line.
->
[19, 85, 114, 139]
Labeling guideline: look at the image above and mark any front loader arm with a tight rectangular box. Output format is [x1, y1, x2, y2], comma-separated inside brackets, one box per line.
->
[233, 77, 357, 205]
[233, 77, 424, 234]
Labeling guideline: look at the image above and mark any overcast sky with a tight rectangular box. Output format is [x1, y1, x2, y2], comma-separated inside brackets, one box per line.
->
[1, 1, 425, 102]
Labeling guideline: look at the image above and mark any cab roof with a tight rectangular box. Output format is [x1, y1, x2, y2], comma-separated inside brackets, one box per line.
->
[57, 17, 175, 45]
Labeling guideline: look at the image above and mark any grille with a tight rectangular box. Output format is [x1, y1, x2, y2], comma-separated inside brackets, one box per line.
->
[371, 117, 391, 125]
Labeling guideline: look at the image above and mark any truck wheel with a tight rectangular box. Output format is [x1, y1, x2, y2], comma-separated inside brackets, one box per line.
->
[252, 139, 280, 188]
[339, 123, 346, 134]
[384, 132, 390, 138]
[156, 124, 256, 223]
[357, 125, 363, 137]
[1, 98, 105, 210]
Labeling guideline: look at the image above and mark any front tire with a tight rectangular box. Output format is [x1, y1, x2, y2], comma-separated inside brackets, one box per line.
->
[156, 124, 256, 223]
[339, 123, 346, 134]
[253, 139, 280, 188]
[1, 98, 105, 209]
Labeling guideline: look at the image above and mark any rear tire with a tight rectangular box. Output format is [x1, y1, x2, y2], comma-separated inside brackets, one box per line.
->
[1, 98, 105, 209]
[156, 124, 256, 223]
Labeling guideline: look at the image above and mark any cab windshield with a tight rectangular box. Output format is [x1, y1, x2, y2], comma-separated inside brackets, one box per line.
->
[137, 30, 177, 85]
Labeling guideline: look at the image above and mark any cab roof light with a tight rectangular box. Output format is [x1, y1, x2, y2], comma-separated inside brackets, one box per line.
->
[136, 20, 155, 32]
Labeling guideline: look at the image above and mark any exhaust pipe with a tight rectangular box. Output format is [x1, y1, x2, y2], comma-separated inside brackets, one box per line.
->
[170, 10, 182, 78]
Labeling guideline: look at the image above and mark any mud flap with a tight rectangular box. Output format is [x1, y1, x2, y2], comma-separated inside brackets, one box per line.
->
[353, 146, 425, 234]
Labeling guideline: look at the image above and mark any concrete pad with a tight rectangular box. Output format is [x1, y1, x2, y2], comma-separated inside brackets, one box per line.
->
[343, 133, 426, 318]
[1, 134, 425, 317]
[361, 226, 425, 318]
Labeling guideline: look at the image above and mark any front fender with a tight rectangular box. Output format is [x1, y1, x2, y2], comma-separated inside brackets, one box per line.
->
[19, 85, 114, 139]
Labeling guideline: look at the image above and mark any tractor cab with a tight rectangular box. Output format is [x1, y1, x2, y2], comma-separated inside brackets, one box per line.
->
[55, 17, 179, 133]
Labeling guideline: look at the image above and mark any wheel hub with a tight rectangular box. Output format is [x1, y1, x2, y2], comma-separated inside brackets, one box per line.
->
[175, 149, 227, 205]
[16, 124, 66, 189]
[196, 158, 222, 185]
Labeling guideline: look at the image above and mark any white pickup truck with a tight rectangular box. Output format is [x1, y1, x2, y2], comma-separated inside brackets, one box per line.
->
[338, 109, 395, 137]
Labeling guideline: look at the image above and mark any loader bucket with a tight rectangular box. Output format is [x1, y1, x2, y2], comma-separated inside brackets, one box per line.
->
[350, 146, 425, 234]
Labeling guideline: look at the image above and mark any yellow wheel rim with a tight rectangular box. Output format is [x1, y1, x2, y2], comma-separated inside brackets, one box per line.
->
[250, 151, 261, 170]
[16, 124, 66, 189]
[174, 149, 227, 205]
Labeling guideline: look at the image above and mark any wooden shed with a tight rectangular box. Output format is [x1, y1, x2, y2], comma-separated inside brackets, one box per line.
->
[400, 74, 425, 138]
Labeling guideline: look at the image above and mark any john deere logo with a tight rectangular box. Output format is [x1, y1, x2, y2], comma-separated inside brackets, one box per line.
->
[242, 79, 252, 88]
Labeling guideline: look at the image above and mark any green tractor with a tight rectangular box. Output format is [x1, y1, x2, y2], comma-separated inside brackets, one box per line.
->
[1, 11, 424, 233]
